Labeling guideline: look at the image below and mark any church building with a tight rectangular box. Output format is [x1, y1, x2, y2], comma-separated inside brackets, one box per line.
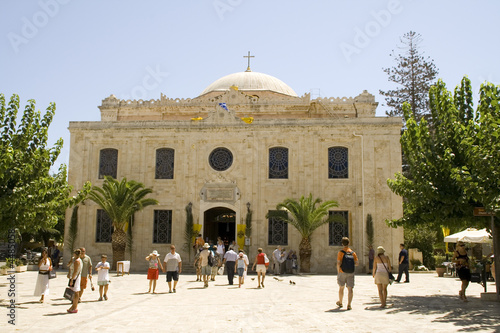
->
[65, 58, 403, 273]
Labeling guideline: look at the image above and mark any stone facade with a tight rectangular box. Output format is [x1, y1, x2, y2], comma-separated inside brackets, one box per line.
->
[65, 71, 403, 273]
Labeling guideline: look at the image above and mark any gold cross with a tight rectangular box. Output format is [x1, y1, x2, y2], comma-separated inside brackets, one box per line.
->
[244, 51, 254, 72]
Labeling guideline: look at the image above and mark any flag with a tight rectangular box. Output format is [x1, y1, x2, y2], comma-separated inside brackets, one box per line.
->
[218, 103, 229, 111]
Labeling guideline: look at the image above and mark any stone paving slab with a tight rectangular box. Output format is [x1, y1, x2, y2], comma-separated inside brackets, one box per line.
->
[1, 270, 499, 332]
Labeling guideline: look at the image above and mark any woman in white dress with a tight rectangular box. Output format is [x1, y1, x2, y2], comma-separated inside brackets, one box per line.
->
[67, 249, 82, 313]
[34, 248, 52, 303]
[373, 246, 392, 308]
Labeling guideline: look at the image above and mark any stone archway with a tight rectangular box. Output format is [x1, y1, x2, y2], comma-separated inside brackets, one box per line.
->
[203, 207, 236, 248]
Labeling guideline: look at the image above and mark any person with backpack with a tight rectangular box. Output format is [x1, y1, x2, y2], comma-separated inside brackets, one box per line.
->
[336, 237, 358, 310]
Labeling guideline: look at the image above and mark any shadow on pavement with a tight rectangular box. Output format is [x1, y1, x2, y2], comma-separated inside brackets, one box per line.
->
[382, 295, 500, 332]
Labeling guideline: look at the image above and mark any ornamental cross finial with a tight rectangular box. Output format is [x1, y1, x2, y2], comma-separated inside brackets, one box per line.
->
[244, 51, 254, 72]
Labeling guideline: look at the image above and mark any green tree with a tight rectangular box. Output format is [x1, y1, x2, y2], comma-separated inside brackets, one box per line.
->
[88, 176, 158, 269]
[380, 31, 439, 123]
[387, 77, 500, 298]
[267, 194, 338, 273]
[0, 94, 89, 236]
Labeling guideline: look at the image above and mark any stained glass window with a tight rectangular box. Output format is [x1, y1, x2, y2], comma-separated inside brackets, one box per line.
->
[99, 148, 118, 179]
[269, 147, 288, 179]
[328, 147, 348, 179]
[209, 147, 233, 171]
[155, 148, 175, 179]
[153, 210, 172, 244]
[329, 211, 349, 246]
[268, 210, 288, 245]
[96, 209, 113, 243]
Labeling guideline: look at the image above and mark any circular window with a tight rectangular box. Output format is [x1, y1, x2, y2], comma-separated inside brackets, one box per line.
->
[209, 147, 233, 171]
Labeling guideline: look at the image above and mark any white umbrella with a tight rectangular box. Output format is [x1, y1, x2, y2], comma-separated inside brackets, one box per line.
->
[443, 228, 492, 244]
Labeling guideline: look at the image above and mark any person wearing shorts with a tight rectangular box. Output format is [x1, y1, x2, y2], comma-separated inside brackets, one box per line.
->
[235, 252, 247, 288]
[95, 254, 110, 301]
[163, 245, 182, 293]
[252, 248, 268, 288]
[198, 243, 211, 288]
[336, 237, 358, 310]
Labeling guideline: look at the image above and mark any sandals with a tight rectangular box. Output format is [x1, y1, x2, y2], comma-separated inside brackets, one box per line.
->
[336, 301, 343, 308]
[346, 305, 352, 310]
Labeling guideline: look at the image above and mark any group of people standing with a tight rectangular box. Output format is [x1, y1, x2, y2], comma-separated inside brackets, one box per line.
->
[272, 247, 298, 275]
[34, 247, 110, 314]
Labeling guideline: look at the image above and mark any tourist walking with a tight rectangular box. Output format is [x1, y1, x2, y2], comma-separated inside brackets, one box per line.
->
[373, 246, 392, 308]
[395, 243, 409, 283]
[194, 248, 202, 281]
[146, 250, 163, 293]
[336, 237, 358, 310]
[223, 247, 238, 285]
[79, 247, 93, 301]
[216, 237, 225, 258]
[235, 252, 247, 288]
[211, 245, 221, 281]
[34, 248, 52, 303]
[96, 254, 110, 301]
[273, 246, 282, 275]
[252, 248, 268, 288]
[163, 245, 182, 293]
[197, 243, 211, 288]
[51, 245, 61, 269]
[67, 249, 82, 313]
[452, 241, 471, 301]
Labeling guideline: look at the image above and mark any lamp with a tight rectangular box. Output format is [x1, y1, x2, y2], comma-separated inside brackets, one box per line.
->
[246, 202, 251, 210]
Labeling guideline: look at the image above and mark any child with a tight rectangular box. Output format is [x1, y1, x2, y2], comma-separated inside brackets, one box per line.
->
[95, 254, 110, 301]
[235, 252, 247, 288]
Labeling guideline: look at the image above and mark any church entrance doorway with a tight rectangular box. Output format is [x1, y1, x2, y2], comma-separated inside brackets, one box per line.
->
[204, 207, 235, 250]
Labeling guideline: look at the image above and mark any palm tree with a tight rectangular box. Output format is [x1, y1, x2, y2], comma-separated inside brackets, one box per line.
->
[267, 194, 338, 273]
[88, 176, 158, 269]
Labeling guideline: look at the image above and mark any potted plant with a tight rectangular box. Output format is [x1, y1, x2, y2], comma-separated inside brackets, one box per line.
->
[1, 258, 16, 275]
[434, 255, 447, 277]
[14, 258, 27, 273]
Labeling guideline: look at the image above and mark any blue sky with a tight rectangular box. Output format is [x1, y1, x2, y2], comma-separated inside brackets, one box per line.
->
[1, 0, 499, 171]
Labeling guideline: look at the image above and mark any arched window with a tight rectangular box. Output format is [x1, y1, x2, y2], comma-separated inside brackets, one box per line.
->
[269, 147, 288, 179]
[153, 210, 172, 244]
[328, 147, 348, 179]
[99, 148, 118, 179]
[155, 148, 175, 179]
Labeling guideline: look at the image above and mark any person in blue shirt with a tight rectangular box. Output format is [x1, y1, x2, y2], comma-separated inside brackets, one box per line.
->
[395, 243, 409, 283]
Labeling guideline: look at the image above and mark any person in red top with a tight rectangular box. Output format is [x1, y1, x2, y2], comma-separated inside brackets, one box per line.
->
[252, 248, 268, 288]
[336, 237, 358, 310]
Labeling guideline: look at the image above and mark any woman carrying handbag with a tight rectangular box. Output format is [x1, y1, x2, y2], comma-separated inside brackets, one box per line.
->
[373, 246, 392, 308]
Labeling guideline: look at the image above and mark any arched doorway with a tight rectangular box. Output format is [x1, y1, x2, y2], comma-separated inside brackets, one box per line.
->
[204, 207, 236, 248]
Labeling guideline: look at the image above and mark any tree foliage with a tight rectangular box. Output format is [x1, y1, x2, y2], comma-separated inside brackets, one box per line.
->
[387, 77, 496, 228]
[380, 31, 439, 123]
[0, 94, 89, 236]
[183, 202, 196, 262]
[267, 194, 338, 272]
[88, 176, 158, 268]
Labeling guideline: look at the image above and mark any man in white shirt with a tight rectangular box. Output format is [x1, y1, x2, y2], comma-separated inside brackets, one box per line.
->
[163, 245, 182, 293]
[223, 248, 238, 285]
[273, 247, 282, 275]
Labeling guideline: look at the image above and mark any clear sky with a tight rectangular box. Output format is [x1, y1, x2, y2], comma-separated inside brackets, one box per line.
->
[1, 0, 499, 171]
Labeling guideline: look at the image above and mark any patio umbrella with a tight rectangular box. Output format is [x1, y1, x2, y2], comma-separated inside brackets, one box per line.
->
[443, 228, 492, 244]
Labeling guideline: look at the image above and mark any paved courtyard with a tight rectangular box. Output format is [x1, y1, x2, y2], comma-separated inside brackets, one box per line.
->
[1, 269, 499, 332]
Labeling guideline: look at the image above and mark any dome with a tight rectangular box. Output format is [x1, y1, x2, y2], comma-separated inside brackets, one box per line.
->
[200, 71, 298, 97]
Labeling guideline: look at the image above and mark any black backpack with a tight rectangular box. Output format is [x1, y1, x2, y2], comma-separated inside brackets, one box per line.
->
[208, 251, 215, 267]
[340, 250, 355, 273]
